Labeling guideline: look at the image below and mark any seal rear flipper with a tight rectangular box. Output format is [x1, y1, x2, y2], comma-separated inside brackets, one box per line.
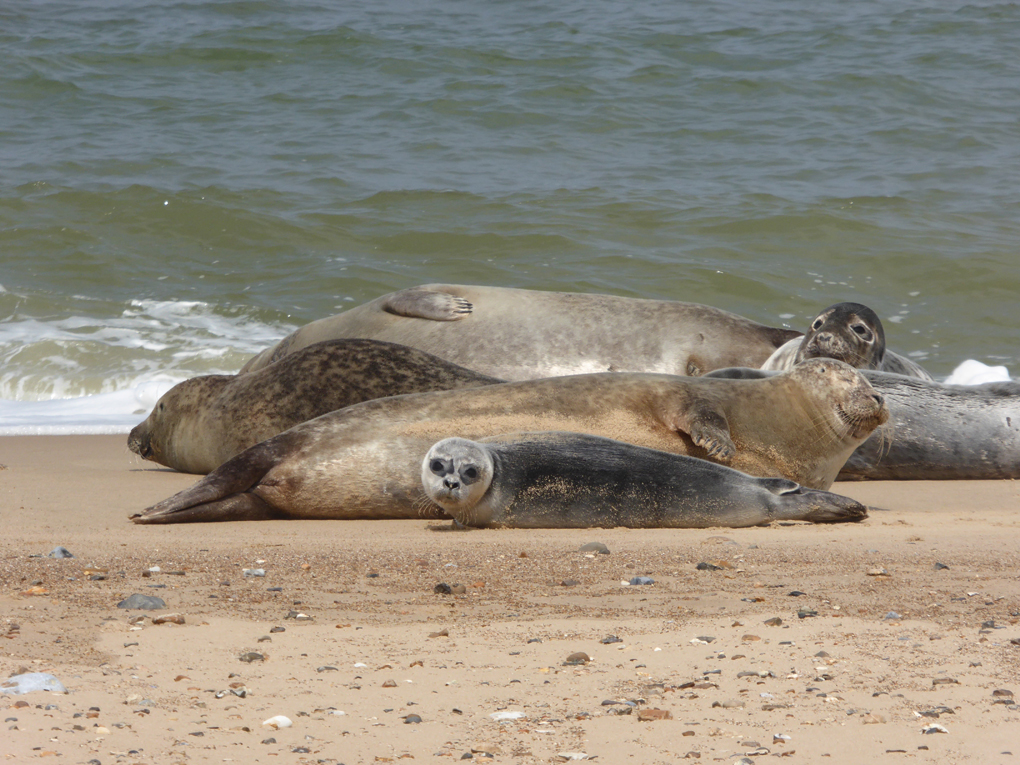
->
[130, 439, 284, 524]
[765, 480, 868, 524]
[131, 493, 281, 524]
[382, 288, 473, 321]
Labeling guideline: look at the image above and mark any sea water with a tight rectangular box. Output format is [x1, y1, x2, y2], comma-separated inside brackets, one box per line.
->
[2, 0, 1018, 434]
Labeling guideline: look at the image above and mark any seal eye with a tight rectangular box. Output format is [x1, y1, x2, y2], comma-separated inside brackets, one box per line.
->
[430, 459, 446, 475]
[811, 318, 823, 331]
[851, 323, 871, 340]
[462, 466, 479, 483]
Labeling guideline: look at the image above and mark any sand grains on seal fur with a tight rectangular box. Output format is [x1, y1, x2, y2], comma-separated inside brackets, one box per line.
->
[131, 360, 886, 524]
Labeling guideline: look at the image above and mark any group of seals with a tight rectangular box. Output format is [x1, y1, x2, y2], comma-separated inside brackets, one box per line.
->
[762, 302, 933, 380]
[132, 359, 887, 524]
[239, 284, 802, 379]
[128, 339, 501, 474]
[421, 432, 868, 529]
[705, 367, 1020, 480]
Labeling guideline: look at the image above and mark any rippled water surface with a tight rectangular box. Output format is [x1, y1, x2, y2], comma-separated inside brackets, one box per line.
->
[2, 0, 1019, 430]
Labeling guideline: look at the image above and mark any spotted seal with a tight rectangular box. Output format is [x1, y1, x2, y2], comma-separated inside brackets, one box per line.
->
[239, 284, 801, 379]
[421, 432, 869, 528]
[128, 339, 502, 474]
[131, 360, 886, 523]
[761, 302, 933, 380]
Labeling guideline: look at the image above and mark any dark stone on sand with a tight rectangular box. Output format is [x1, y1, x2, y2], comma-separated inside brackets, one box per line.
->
[434, 583, 453, 595]
[696, 562, 721, 571]
[579, 542, 610, 555]
[629, 576, 654, 585]
[601, 635, 623, 644]
[404, 714, 422, 724]
[116, 594, 165, 610]
[48, 547, 74, 559]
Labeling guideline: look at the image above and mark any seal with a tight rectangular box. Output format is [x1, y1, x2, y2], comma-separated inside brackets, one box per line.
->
[239, 284, 801, 379]
[760, 302, 933, 380]
[128, 339, 503, 474]
[131, 359, 886, 524]
[705, 366, 1020, 480]
[421, 432, 869, 528]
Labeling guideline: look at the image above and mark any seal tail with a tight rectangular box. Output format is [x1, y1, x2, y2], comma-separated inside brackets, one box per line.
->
[762, 478, 868, 524]
[131, 440, 284, 524]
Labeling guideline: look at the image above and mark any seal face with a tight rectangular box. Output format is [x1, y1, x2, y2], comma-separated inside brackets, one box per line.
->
[128, 339, 502, 474]
[421, 433, 869, 528]
[131, 360, 887, 524]
[239, 284, 801, 380]
[761, 302, 933, 381]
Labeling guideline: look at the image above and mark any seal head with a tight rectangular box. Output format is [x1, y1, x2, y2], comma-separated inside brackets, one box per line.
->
[796, 302, 885, 369]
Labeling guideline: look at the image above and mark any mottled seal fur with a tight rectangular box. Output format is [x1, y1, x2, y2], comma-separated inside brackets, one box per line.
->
[128, 339, 502, 474]
[131, 360, 886, 524]
[239, 284, 801, 379]
[422, 432, 869, 528]
[705, 366, 1020, 480]
[761, 302, 933, 380]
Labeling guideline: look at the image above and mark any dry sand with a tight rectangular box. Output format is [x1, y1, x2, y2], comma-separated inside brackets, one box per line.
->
[2, 435, 1019, 764]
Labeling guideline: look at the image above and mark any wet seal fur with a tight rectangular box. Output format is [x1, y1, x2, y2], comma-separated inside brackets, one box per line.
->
[132, 359, 886, 524]
[128, 339, 502, 474]
[761, 302, 933, 380]
[239, 283, 801, 380]
[422, 432, 869, 528]
[705, 366, 1020, 480]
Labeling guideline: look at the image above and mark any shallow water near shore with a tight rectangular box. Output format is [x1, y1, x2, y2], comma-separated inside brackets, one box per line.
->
[2, 0, 1019, 432]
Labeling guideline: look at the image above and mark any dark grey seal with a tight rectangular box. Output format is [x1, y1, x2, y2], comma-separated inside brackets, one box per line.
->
[421, 432, 869, 528]
[131, 360, 887, 524]
[239, 284, 801, 379]
[128, 339, 501, 474]
[761, 302, 933, 380]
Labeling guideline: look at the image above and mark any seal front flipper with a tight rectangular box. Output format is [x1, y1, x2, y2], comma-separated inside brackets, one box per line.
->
[668, 400, 736, 462]
[382, 288, 474, 321]
[131, 440, 284, 524]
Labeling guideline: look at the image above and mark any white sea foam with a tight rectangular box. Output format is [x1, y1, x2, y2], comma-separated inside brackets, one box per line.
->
[943, 359, 1012, 385]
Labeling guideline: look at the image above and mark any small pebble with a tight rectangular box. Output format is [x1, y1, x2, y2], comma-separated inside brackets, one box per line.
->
[48, 546, 74, 559]
[628, 576, 654, 586]
[262, 715, 292, 729]
[563, 652, 591, 666]
[434, 583, 453, 595]
[696, 562, 722, 571]
[764, 617, 782, 627]
[637, 708, 672, 721]
[239, 652, 265, 663]
[579, 542, 609, 554]
[117, 594, 166, 610]
[404, 714, 422, 724]
[600, 635, 623, 644]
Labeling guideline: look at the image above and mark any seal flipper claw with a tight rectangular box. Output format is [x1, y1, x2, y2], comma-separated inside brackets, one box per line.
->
[382, 288, 473, 321]
[671, 403, 735, 462]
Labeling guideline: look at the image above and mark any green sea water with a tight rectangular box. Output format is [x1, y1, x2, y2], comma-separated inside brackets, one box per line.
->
[1, 0, 1019, 427]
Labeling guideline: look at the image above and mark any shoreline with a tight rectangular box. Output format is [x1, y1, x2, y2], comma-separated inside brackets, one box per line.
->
[2, 435, 1019, 763]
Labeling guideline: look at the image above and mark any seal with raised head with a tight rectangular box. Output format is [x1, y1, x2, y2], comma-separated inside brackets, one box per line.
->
[239, 284, 801, 379]
[131, 359, 887, 524]
[128, 339, 503, 474]
[760, 302, 933, 380]
[705, 366, 1020, 480]
[422, 432, 869, 528]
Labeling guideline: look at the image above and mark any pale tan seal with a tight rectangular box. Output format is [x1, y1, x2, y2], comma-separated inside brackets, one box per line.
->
[131, 359, 886, 523]
[707, 366, 1020, 480]
[422, 432, 869, 528]
[239, 284, 801, 379]
[761, 302, 933, 380]
[128, 339, 502, 474]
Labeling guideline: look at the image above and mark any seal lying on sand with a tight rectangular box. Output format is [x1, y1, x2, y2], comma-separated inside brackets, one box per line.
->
[421, 432, 869, 528]
[239, 284, 801, 379]
[132, 360, 886, 524]
[705, 366, 1020, 480]
[128, 339, 502, 474]
[761, 302, 933, 380]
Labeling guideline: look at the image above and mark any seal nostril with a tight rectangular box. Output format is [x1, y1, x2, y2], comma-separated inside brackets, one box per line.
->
[443, 478, 459, 490]
[872, 393, 883, 407]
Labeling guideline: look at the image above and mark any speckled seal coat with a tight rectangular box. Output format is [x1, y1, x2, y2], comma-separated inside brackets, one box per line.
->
[132, 359, 887, 524]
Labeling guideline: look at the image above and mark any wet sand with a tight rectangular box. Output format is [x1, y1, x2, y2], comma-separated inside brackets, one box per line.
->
[2, 435, 1019, 764]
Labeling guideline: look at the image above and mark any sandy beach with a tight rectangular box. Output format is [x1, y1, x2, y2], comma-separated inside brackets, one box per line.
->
[2, 435, 1019, 764]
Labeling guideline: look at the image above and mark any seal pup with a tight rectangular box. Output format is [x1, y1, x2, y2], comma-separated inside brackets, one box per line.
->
[705, 366, 1020, 480]
[761, 302, 933, 380]
[239, 284, 801, 379]
[131, 360, 886, 524]
[128, 339, 503, 474]
[421, 433, 869, 528]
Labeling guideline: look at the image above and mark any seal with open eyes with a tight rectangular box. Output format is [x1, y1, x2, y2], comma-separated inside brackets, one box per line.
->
[421, 432, 869, 528]
[760, 302, 933, 380]
[239, 284, 801, 379]
[131, 359, 886, 524]
[705, 366, 1020, 480]
[128, 339, 502, 474]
